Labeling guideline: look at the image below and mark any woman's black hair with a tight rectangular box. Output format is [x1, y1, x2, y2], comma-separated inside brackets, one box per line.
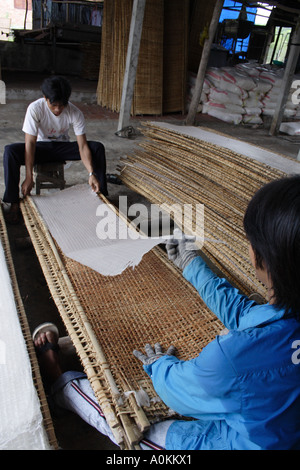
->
[41, 76, 72, 106]
[244, 175, 300, 320]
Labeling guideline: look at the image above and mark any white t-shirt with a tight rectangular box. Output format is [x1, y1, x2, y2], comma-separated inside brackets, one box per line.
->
[22, 98, 86, 142]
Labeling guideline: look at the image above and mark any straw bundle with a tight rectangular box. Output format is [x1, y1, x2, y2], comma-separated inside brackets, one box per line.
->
[119, 123, 289, 299]
[21, 195, 224, 450]
[0, 207, 58, 450]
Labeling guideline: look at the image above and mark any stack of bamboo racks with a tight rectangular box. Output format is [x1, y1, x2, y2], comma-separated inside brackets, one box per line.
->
[119, 122, 288, 299]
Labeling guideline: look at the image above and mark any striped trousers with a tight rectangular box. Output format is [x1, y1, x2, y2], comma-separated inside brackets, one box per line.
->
[51, 371, 174, 450]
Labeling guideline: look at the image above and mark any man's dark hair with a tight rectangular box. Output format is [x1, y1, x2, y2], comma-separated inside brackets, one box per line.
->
[244, 175, 300, 320]
[41, 76, 72, 105]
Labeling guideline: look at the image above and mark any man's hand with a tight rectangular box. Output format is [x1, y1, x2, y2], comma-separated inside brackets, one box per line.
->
[21, 175, 34, 197]
[133, 343, 176, 366]
[89, 174, 101, 193]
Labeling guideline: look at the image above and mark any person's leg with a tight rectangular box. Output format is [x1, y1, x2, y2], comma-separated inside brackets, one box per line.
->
[52, 373, 119, 445]
[3, 141, 59, 204]
[3, 143, 25, 204]
[3, 141, 108, 201]
[41, 141, 108, 195]
[33, 324, 118, 445]
[52, 373, 174, 450]
[2, 142, 63, 223]
[139, 421, 175, 450]
[34, 324, 170, 450]
[86, 141, 108, 196]
[2, 143, 27, 223]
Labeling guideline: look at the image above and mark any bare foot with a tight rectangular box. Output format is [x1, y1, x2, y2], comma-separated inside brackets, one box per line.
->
[34, 330, 62, 384]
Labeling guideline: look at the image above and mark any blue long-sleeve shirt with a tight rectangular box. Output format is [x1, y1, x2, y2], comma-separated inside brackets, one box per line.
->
[144, 257, 300, 450]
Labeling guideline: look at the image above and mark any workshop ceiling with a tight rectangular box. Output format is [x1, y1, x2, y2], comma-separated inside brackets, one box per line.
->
[245, 0, 300, 13]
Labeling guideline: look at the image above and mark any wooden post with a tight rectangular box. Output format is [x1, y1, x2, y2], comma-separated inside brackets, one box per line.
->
[186, 0, 224, 126]
[24, 0, 28, 30]
[269, 16, 300, 136]
[117, 0, 147, 133]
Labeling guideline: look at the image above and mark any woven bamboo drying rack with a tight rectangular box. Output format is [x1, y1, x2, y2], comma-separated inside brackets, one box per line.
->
[20, 194, 224, 450]
[118, 122, 295, 300]
[0, 206, 59, 450]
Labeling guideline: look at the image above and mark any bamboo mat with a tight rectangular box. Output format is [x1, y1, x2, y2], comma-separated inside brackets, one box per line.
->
[97, 0, 188, 115]
[118, 122, 297, 299]
[20, 195, 224, 450]
[97, 0, 164, 115]
[0, 206, 59, 450]
[163, 0, 188, 114]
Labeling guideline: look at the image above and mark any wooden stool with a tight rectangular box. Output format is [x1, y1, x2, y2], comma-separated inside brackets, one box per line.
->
[34, 162, 66, 195]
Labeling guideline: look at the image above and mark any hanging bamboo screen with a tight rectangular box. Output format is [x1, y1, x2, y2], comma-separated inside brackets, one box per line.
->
[97, 0, 188, 115]
[163, 0, 189, 113]
[97, 0, 126, 112]
[132, 0, 164, 115]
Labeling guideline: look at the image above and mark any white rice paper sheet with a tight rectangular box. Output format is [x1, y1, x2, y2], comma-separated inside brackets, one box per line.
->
[32, 184, 168, 277]
[0, 242, 51, 450]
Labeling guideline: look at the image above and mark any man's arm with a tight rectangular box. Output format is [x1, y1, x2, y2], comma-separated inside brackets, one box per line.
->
[21, 133, 36, 197]
[77, 134, 100, 193]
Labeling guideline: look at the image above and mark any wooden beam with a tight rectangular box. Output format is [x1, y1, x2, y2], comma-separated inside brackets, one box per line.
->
[117, 0, 146, 133]
[186, 0, 224, 126]
[269, 16, 300, 136]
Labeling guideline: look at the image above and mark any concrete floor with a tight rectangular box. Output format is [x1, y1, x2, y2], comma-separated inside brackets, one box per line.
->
[1, 71, 299, 450]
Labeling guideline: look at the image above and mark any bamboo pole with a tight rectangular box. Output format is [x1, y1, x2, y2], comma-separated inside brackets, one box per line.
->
[117, 0, 147, 132]
[269, 15, 300, 135]
[186, 0, 224, 126]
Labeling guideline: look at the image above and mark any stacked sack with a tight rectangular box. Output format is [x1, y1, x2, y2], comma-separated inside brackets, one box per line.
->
[186, 64, 300, 125]
[236, 63, 271, 124]
[186, 73, 211, 113]
[204, 66, 258, 124]
[259, 69, 300, 118]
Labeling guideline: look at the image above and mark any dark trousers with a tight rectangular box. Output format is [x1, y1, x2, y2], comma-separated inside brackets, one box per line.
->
[3, 140, 108, 203]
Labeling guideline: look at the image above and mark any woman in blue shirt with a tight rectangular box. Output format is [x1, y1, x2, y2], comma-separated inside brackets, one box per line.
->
[134, 175, 300, 450]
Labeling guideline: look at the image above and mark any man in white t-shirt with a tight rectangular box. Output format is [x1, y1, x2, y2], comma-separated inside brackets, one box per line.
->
[3, 75, 107, 224]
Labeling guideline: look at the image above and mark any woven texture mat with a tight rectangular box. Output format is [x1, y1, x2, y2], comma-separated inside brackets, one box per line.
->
[118, 122, 300, 299]
[21, 196, 223, 450]
[97, 0, 188, 115]
[0, 207, 58, 450]
[98, 0, 164, 115]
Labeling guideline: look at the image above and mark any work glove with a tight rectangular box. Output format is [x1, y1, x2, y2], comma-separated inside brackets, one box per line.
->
[133, 343, 176, 366]
[166, 228, 200, 270]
